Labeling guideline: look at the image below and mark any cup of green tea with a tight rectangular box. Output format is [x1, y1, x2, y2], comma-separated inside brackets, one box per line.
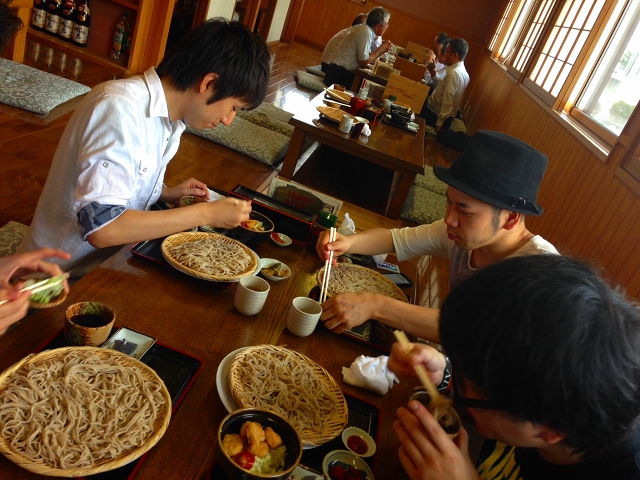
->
[64, 302, 116, 347]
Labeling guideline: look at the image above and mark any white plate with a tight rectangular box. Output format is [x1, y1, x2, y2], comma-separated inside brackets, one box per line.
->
[216, 347, 248, 412]
[216, 346, 316, 450]
[259, 258, 291, 281]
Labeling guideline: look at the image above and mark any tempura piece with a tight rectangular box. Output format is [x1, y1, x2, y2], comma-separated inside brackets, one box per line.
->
[221, 433, 244, 457]
[265, 427, 282, 449]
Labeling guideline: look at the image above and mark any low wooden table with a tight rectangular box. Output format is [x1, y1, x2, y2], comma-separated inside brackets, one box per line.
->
[280, 90, 425, 219]
[0, 218, 418, 479]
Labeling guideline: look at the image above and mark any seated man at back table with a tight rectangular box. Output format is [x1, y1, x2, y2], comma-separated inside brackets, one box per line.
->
[423, 32, 450, 90]
[324, 6, 393, 88]
[17, 19, 271, 278]
[321, 13, 368, 73]
[390, 255, 640, 480]
[420, 38, 470, 132]
[316, 130, 558, 343]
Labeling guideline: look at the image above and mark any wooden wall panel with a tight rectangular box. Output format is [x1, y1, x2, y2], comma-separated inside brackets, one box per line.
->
[294, 0, 484, 80]
[466, 56, 640, 299]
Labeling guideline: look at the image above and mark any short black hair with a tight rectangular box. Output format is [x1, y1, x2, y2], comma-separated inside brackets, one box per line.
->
[366, 7, 389, 29]
[448, 38, 469, 61]
[440, 255, 640, 456]
[435, 32, 450, 47]
[352, 13, 367, 27]
[0, 0, 23, 52]
[156, 18, 271, 110]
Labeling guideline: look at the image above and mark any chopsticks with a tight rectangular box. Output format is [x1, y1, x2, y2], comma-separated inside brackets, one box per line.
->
[393, 330, 449, 411]
[319, 227, 337, 303]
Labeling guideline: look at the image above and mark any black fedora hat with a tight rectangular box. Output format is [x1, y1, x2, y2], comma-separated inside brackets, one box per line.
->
[433, 130, 547, 216]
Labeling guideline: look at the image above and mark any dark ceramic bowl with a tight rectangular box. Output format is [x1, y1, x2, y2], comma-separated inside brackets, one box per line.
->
[217, 408, 303, 480]
[228, 211, 275, 251]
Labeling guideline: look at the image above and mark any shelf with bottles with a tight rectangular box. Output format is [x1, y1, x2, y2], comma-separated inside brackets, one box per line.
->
[28, 0, 138, 73]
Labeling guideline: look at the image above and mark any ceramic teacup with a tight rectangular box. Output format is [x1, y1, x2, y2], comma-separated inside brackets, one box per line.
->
[286, 297, 322, 337]
[234, 276, 270, 315]
[64, 302, 116, 346]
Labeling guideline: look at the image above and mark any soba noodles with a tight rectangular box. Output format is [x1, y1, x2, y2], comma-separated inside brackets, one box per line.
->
[0, 351, 167, 470]
[322, 264, 407, 302]
[230, 346, 342, 443]
[168, 237, 255, 277]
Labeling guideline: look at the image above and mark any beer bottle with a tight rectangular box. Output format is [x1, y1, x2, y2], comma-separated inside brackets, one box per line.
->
[58, 0, 75, 42]
[44, 0, 63, 37]
[31, 0, 48, 32]
[71, 0, 90, 48]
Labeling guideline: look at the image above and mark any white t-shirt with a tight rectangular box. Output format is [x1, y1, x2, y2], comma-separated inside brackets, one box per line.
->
[18, 68, 185, 276]
[390, 220, 559, 288]
[330, 23, 376, 72]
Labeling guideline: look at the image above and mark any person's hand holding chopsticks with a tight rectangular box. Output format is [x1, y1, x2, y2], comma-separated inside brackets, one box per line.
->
[315, 229, 351, 263]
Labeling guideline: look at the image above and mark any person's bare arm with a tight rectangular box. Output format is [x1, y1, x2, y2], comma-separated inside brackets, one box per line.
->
[316, 228, 396, 262]
[88, 198, 251, 248]
[321, 292, 441, 343]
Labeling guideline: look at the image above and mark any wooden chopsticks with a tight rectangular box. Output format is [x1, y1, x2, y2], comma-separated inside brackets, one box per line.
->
[319, 227, 337, 303]
[393, 330, 450, 412]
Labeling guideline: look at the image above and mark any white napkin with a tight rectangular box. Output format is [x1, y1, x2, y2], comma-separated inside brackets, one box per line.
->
[337, 213, 356, 236]
[207, 189, 225, 201]
[342, 355, 399, 395]
[361, 124, 372, 137]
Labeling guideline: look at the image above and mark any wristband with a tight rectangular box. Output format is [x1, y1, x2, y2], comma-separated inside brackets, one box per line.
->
[437, 354, 452, 393]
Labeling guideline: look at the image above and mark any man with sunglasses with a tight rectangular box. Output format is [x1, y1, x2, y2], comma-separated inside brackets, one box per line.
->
[389, 255, 640, 479]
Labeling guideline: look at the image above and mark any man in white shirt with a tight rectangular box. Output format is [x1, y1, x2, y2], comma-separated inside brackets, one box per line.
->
[18, 19, 272, 278]
[321, 13, 367, 73]
[423, 32, 450, 88]
[421, 38, 470, 131]
[315, 131, 558, 343]
[324, 6, 393, 88]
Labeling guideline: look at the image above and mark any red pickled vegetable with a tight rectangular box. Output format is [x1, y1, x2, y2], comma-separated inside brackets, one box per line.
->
[329, 464, 347, 480]
[233, 451, 255, 470]
[273, 232, 284, 243]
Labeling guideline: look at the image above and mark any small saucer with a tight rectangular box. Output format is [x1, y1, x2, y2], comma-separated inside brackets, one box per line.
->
[322, 450, 373, 480]
[260, 259, 291, 281]
[270, 232, 292, 247]
[342, 427, 376, 457]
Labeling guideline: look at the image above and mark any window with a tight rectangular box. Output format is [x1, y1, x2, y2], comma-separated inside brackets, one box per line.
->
[489, 0, 640, 149]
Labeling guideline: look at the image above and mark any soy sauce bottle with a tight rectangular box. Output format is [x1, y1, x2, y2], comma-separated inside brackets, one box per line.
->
[57, 0, 75, 42]
[44, 0, 63, 37]
[31, 0, 48, 32]
[71, 0, 90, 48]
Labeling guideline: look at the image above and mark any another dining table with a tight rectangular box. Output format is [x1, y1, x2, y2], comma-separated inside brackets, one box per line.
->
[0, 216, 420, 479]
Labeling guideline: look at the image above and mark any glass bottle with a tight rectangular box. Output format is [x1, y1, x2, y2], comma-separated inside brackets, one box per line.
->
[31, 0, 48, 31]
[44, 0, 63, 37]
[306, 211, 338, 252]
[71, 0, 90, 48]
[111, 12, 131, 63]
[57, 0, 75, 42]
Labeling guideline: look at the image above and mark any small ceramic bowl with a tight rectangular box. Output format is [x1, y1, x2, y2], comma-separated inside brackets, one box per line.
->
[341, 427, 376, 457]
[322, 450, 373, 480]
[270, 232, 292, 247]
[64, 302, 116, 347]
[260, 259, 291, 282]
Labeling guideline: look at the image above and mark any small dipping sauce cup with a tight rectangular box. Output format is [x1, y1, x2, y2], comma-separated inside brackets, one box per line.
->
[64, 302, 116, 347]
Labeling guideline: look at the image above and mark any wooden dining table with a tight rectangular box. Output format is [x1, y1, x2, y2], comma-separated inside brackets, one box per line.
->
[0, 221, 419, 479]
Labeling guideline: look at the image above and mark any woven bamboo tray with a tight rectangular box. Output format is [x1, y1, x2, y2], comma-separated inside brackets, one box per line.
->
[316, 263, 408, 302]
[0, 346, 171, 477]
[228, 345, 348, 447]
[161, 232, 259, 282]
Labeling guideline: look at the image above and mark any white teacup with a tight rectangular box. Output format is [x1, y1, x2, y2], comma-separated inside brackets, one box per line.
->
[234, 276, 270, 315]
[286, 297, 322, 337]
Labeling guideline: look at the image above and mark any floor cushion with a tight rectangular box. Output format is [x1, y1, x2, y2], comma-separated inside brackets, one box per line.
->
[0, 221, 28, 257]
[0, 58, 90, 115]
[296, 70, 325, 92]
[413, 167, 448, 195]
[186, 117, 290, 166]
[305, 65, 326, 78]
[400, 186, 447, 225]
[238, 102, 294, 137]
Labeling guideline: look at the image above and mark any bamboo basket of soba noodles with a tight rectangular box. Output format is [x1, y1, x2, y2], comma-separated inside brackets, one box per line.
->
[0, 346, 171, 477]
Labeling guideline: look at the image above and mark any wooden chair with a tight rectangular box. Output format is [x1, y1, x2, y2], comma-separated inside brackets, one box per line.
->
[392, 56, 427, 83]
[382, 73, 430, 113]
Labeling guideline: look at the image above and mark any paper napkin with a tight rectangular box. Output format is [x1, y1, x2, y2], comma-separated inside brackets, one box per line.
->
[342, 355, 399, 395]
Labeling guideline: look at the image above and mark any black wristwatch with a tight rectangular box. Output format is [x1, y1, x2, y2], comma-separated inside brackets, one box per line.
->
[437, 354, 452, 393]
